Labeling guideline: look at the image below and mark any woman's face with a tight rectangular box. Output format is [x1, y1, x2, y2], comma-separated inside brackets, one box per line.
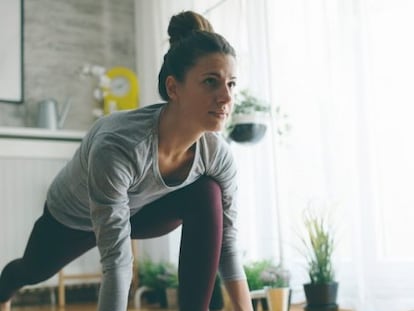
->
[168, 52, 237, 132]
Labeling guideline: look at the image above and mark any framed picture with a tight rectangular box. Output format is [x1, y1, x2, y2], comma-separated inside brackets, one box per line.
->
[0, 0, 23, 103]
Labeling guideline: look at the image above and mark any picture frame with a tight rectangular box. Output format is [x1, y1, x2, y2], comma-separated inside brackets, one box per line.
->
[0, 0, 24, 103]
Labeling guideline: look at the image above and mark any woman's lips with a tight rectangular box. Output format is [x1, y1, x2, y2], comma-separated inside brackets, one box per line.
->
[209, 111, 228, 119]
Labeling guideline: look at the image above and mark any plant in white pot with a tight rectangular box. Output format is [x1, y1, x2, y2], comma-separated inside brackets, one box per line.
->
[301, 209, 338, 311]
[226, 89, 270, 144]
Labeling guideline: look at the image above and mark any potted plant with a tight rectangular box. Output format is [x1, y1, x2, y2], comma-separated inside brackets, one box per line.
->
[261, 263, 291, 311]
[244, 259, 290, 311]
[301, 209, 338, 311]
[138, 259, 178, 308]
[227, 89, 270, 144]
[158, 262, 179, 309]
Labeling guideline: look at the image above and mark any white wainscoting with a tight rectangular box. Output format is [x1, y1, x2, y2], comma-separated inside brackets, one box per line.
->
[0, 130, 100, 287]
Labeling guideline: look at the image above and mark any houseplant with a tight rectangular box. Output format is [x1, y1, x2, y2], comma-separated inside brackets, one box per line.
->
[227, 89, 270, 144]
[138, 259, 178, 308]
[261, 263, 291, 311]
[244, 259, 291, 311]
[137, 260, 225, 310]
[301, 209, 338, 311]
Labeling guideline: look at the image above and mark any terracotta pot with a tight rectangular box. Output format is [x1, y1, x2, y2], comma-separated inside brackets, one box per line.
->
[266, 287, 291, 311]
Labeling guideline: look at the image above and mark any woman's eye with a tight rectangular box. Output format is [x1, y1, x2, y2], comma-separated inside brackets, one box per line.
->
[204, 78, 217, 86]
[228, 81, 237, 89]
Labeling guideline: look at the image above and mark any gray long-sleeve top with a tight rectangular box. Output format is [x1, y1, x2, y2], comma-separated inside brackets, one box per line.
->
[46, 103, 245, 311]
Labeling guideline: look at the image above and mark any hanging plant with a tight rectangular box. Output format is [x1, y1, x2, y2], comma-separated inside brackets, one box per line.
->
[226, 89, 291, 145]
[226, 89, 270, 144]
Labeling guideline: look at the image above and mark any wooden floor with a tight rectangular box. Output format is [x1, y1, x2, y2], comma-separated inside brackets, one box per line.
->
[10, 303, 308, 311]
[12, 304, 174, 311]
[11, 303, 354, 311]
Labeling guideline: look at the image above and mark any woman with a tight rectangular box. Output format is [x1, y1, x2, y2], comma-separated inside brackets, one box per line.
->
[0, 11, 253, 311]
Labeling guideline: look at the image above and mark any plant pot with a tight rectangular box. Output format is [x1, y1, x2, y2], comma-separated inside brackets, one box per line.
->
[158, 288, 168, 308]
[251, 297, 268, 311]
[266, 287, 291, 311]
[141, 288, 159, 305]
[303, 282, 338, 311]
[228, 113, 268, 144]
[165, 287, 178, 309]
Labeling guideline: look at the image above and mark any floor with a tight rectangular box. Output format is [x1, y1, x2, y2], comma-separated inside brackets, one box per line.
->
[12, 304, 173, 311]
[11, 302, 358, 311]
[11, 303, 309, 311]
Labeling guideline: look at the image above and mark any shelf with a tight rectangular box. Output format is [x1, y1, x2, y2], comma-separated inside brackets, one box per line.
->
[0, 126, 85, 142]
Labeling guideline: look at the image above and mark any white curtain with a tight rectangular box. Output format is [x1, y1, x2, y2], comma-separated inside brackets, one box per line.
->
[232, 0, 414, 310]
[135, 1, 414, 310]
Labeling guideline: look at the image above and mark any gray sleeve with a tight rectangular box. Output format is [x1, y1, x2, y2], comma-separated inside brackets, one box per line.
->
[207, 141, 246, 281]
[87, 135, 135, 311]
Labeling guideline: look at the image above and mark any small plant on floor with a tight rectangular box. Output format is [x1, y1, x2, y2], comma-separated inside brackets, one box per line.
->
[244, 259, 290, 311]
[300, 205, 339, 310]
[301, 209, 336, 284]
[139, 258, 178, 307]
[244, 259, 290, 290]
[139, 258, 178, 289]
[260, 263, 290, 288]
[244, 259, 271, 291]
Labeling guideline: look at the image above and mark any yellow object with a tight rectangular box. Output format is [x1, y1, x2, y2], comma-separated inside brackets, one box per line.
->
[103, 66, 139, 114]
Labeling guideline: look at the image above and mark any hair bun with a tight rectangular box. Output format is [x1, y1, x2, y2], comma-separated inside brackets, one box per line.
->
[168, 11, 214, 46]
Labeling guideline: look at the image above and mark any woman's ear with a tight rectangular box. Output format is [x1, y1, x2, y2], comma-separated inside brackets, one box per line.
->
[165, 76, 179, 101]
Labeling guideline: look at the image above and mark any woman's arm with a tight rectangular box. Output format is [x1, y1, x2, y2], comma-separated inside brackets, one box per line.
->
[88, 136, 135, 311]
[224, 279, 254, 311]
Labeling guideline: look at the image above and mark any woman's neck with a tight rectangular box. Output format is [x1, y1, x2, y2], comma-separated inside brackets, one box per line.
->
[157, 104, 199, 184]
[158, 104, 202, 158]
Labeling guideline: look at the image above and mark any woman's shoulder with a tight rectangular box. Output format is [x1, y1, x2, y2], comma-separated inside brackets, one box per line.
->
[200, 132, 236, 183]
[80, 104, 164, 163]
[202, 132, 231, 151]
[199, 132, 234, 165]
[89, 104, 164, 142]
[106, 103, 164, 129]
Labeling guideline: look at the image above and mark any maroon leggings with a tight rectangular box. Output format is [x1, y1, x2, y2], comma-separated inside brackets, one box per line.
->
[0, 176, 223, 311]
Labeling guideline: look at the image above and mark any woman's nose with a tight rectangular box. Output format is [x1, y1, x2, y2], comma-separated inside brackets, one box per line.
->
[217, 85, 233, 104]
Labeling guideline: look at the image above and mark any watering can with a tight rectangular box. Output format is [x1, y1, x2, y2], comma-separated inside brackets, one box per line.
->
[36, 98, 72, 130]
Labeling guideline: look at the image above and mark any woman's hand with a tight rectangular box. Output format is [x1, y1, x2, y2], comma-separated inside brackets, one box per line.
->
[0, 300, 11, 311]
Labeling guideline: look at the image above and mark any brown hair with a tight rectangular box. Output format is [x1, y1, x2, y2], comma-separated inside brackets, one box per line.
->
[158, 11, 236, 101]
[167, 11, 214, 45]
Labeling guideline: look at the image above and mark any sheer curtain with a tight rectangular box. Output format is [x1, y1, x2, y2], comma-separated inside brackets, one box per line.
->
[134, 1, 414, 310]
[257, 0, 414, 310]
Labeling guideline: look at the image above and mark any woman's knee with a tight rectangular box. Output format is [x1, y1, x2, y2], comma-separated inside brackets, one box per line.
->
[191, 176, 222, 200]
[18, 260, 56, 286]
[184, 176, 223, 217]
[0, 259, 51, 295]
